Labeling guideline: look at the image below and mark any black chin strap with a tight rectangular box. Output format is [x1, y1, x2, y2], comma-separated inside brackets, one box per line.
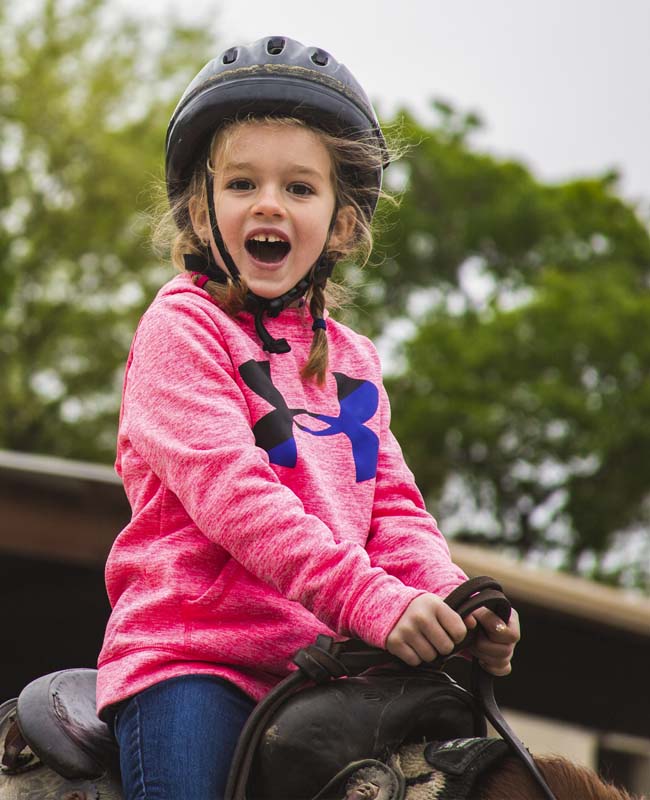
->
[183, 252, 226, 284]
[245, 278, 312, 355]
[189, 170, 337, 354]
[206, 171, 240, 282]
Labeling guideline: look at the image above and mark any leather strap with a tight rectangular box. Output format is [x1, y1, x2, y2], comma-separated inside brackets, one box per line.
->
[224, 576, 512, 800]
[225, 670, 305, 800]
[474, 666, 557, 800]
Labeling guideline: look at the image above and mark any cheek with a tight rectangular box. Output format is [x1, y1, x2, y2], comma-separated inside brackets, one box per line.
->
[303, 221, 331, 256]
[213, 199, 241, 236]
[306, 202, 336, 242]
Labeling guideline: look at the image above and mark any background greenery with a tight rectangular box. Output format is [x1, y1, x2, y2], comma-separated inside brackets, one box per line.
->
[2, 0, 649, 588]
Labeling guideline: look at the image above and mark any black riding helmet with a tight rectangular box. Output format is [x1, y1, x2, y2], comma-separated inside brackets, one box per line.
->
[165, 36, 388, 354]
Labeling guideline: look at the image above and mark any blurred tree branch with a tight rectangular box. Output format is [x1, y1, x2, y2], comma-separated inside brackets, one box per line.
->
[0, 0, 215, 460]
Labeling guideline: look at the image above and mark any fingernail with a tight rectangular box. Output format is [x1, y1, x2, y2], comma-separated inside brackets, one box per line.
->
[495, 623, 507, 633]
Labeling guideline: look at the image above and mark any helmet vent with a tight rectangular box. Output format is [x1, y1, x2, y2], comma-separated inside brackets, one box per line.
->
[311, 49, 329, 67]
[266, 37, 286, 56]
[222, 48, 238, 65]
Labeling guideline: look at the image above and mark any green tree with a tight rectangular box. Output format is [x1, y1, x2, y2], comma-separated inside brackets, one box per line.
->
[3, 6, 649, 589]
[371, 108, 650, 588]
[0, 0, 213, 461]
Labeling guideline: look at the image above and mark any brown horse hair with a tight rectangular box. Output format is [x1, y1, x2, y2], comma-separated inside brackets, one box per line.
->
[479, 754, 640, 800]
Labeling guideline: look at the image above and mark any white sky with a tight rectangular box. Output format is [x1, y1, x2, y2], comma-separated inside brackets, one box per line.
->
[121, 0, 650, 208]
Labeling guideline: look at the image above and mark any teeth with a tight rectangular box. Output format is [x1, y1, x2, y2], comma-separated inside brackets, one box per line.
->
[249, 234, 284, 243]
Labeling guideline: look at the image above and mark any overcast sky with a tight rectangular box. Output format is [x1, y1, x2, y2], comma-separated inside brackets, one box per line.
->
[128, 0, 650, 208]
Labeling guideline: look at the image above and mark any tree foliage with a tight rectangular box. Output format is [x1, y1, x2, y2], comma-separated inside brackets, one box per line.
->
[370, 108, 650, 588]
[0, 0, 213, 460]
[2, 5, 649, 587]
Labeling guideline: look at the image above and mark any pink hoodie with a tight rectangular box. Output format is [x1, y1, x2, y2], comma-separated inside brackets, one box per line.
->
[96, 273, 467, 717]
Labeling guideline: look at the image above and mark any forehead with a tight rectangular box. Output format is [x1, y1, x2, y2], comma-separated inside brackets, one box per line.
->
[214, 120, 332, 175]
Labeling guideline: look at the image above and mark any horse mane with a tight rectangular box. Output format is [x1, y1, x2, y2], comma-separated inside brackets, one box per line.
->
[479, 754, 640, 800]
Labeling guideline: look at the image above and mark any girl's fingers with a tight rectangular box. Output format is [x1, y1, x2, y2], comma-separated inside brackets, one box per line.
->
[472, 619, 518, 677]
[387, 593, 515, 667]
[474, 637, 515, 675]
[479, 658, 512, 677]
[435, 603, 469, 646]
[420, 623, 456, 657]
[400, 644, 422, 667]
[409, 634, 439, 664]
[388, 624, 443, 663]
[472, 607, 520, 644]
[472, 635, 514, 660]
[464, 614, 478, 630]
[388, 597, 520, 678]
[387, 640, 424, 667]
[471, 607, 508, 637]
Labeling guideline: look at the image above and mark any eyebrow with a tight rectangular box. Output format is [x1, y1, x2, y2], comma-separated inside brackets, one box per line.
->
[222, 161, 326, 178]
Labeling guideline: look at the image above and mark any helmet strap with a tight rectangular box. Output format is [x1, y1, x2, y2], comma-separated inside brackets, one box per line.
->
[206, 171, 241, 282]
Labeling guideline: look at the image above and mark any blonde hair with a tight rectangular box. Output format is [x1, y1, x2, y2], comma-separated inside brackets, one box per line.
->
[154, 116, 398, 384]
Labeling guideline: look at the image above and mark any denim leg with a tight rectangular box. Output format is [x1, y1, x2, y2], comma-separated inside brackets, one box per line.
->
[114, 675, 255, 800]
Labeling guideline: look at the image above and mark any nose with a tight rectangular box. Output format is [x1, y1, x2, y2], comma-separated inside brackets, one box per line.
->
[251, 183, 286, 218]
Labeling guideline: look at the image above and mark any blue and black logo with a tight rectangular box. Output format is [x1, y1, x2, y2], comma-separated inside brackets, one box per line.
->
[239, 360, 379, 482]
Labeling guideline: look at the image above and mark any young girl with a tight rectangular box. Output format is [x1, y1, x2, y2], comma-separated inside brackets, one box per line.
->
[97, 36, 519, 799]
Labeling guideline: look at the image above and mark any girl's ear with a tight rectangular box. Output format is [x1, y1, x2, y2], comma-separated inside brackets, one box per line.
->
[189, 194, 210, 243]
[329, 204, 357, 252]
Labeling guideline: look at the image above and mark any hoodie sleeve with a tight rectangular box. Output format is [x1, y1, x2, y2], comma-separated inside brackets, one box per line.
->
[365, 383, 468, 598]
[120, 294, 423, 648]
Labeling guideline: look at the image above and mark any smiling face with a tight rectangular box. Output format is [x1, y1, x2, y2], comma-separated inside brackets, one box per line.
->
[197, 120, 353, 300]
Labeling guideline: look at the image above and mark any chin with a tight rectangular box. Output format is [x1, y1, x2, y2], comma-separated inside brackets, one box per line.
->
[246, 281, 293, 300]
[245, 269, 310, 301]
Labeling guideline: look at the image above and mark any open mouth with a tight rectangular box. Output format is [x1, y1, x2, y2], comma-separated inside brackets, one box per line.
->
[245, 235, 291, 264]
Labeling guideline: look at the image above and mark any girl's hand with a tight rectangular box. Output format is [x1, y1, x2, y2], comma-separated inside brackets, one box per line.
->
[467, 606, 521, 676]
[386, 593, 468, 666]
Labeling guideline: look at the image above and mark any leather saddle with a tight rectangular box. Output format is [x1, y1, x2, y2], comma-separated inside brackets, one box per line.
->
[249, 667, 486, 800]
[0, 578, 505, 788]
[1, 666, 482, 794]
[0, 577, 558, 800]
[1, 668, 118, 780]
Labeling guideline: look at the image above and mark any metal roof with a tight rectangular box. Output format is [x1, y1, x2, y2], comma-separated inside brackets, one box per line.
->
[0, 448, 121, 484]
[1, 449, 649, 637]
[451, 542, 650, 638]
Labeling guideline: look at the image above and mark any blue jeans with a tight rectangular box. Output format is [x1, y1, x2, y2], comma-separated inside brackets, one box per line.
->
[114, 675, 255, 800]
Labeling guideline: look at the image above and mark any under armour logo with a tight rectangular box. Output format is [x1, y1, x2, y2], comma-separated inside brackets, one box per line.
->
[239, 360, 379, 482]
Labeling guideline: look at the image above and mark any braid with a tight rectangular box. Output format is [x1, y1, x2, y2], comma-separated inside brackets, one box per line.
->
[300, 282, 328, 386]
[193, 275, 329, 384]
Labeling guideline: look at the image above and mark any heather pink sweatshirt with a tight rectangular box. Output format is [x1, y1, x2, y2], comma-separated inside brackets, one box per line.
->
[96, 273, 467, 717]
